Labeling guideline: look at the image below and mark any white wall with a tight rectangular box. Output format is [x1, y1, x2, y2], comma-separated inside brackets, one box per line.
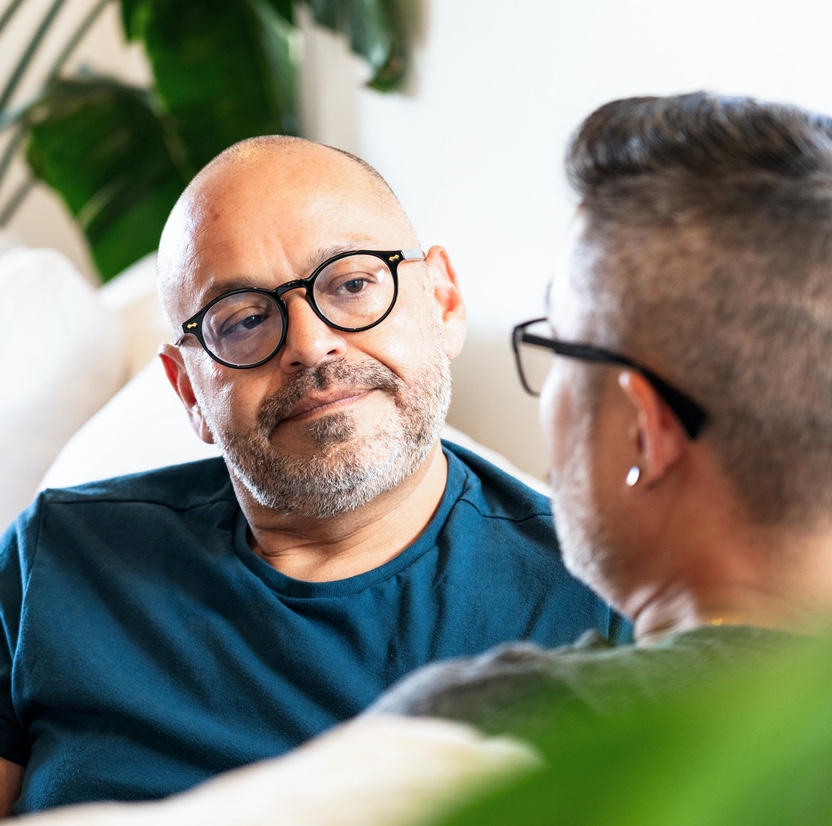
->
[7, 0, 832, 478]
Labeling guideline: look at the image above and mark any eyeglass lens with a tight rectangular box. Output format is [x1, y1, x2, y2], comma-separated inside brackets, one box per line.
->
[517, 322, 555, 396]
[200, 253, 396, 367]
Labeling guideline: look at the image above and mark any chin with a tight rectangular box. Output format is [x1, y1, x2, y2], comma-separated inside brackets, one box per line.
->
[226, 406, 440, 519]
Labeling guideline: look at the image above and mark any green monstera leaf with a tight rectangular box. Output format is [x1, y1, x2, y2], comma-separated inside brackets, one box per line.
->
[25, 76, 187, 281]
[135, 0, 300, 175]
[304, 0, 406, 91]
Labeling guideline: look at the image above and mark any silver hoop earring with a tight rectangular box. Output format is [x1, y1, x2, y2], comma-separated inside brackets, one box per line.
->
[626, 466, 641, 487]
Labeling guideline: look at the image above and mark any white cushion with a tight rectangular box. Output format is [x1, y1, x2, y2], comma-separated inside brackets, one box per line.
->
[98, 253, 172, 380]
[19, 716, 538, 826]
[0, 247, 128, 528]
[40, 357, 220, 491]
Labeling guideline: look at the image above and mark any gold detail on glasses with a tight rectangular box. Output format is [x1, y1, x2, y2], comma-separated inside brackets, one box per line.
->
[388, 254, 401, 262]
[186, 322, 198, 329]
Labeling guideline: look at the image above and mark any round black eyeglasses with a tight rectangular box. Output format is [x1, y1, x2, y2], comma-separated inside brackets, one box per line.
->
[512, 318, 708, 439]
[177, 249, 425, 369]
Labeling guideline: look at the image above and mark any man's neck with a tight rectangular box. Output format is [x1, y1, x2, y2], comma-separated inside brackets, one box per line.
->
[626, 530, 832, 646]
[234, 444, 449, 582]
[631, 585, 812, 646]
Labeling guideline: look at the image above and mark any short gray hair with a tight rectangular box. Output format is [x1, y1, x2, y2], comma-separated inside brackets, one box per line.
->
[566, 92, 832, 527]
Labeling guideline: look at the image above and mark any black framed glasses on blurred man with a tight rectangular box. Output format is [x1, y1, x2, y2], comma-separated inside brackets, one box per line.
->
[511, 318, 708, 440]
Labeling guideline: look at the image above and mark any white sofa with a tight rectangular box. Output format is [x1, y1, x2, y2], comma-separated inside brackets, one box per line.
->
[1, 247, 543, 531]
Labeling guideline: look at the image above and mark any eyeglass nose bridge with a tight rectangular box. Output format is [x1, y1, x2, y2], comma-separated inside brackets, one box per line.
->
[271, 273, 336, 332]
[274, 274, 316, 302]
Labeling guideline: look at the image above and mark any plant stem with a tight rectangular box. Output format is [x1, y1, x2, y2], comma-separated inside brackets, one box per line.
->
[0, 0, 27, 38]
[46, 0, 114, 85]
[0, 123, 25, 185]
[0, 0, 71, 112]
[0, 173, 36, 225]
[0, 0, 113, 211]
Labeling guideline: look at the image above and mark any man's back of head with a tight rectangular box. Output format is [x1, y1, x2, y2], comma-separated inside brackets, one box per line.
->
[565, 92, 832, 528]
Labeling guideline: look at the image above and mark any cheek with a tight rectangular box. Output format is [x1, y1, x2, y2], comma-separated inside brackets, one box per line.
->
[590, 387, 635, 504]
[538, 379, 557, 469]
[361, 294, 440, 378]
[192, 359, 265, 430]
[539, 364, 574, 475]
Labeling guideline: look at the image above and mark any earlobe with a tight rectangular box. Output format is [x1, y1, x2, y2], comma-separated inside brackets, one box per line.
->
[159, 345, 215, 445]
[424, 245, 467, 359]
[617, 371, 686, 486]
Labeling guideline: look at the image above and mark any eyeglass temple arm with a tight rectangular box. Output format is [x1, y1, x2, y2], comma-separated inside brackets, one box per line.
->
[516, 327, 707, 440]
[554, 342, 707, 440]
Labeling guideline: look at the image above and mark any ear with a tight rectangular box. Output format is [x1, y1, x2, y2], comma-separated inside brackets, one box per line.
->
[617, 370, 687, 485]
[159, 344, 215, 445]
[424, 245, 466, 359]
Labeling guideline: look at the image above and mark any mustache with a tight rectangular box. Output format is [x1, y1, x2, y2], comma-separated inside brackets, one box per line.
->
[257, 360, 403, 434]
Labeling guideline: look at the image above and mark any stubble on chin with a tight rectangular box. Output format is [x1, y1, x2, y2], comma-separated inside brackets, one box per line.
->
[548, 434, 603, 586]
[206, 350, 452, 519]
[307, 410, 355, 447]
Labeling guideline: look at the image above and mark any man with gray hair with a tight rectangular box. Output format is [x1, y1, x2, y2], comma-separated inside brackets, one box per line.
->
[371, 91, 832, 738]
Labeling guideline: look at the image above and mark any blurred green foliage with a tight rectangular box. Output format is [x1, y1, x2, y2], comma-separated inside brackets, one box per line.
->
[441, 633, 832, 825]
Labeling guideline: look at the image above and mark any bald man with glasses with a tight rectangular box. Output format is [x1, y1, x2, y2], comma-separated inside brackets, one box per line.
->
[0, 136, 625, 815]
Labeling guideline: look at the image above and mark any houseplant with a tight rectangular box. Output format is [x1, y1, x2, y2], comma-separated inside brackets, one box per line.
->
[0, 0, 407, 281]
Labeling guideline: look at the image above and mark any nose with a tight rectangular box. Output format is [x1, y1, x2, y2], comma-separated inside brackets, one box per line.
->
[277, 289, 347, 373]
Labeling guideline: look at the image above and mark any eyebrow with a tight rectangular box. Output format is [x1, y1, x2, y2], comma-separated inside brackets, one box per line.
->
[301, 240, 380, 273]
[197, 275, 268, 307]
[194, 241, 380, 309]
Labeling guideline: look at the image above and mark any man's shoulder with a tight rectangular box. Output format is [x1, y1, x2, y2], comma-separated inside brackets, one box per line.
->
[442, 440, 551, 524]
[369, 626, 794, 738]
[36, 457, 233, 514]
[2, 458, 235, 570]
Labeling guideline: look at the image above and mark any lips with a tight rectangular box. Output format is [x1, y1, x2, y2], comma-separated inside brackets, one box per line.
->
[257, 360, 403, 436]
[283, 388, 372, 421]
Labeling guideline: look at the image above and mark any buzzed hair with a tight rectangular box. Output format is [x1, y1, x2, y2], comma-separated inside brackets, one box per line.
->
[566, 92, 832, 527]
[195, 135, 410, 220]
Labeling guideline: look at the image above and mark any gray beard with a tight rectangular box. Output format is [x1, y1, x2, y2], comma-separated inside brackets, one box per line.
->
[203, 350, 452, 519]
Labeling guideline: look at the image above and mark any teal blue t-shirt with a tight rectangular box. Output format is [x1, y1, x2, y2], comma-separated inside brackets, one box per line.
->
[0, 442, 628, 812]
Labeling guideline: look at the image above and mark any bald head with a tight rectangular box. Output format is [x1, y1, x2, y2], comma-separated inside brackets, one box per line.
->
[200, 135, 404, 211]
[157, 136, 419, 329]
